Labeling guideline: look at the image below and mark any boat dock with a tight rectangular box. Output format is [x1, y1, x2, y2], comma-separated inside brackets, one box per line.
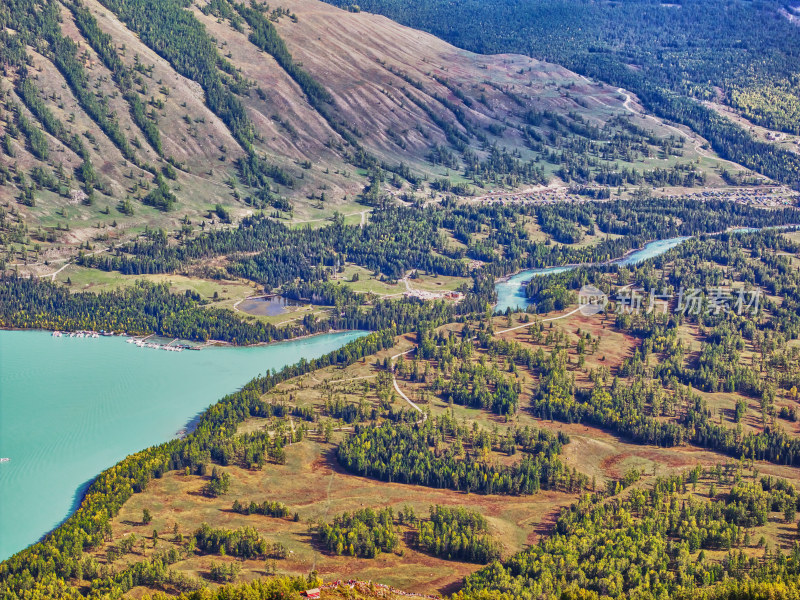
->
[54, 330, 194, 351]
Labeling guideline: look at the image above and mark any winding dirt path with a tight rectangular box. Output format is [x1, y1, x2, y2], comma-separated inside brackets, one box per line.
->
[390, 348, 423, 415]
[36, 246, 109, 281]
[615, 87, 742, 169]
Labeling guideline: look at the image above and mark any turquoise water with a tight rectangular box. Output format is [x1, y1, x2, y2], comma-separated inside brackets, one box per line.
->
[494, 236, 691, 313]
[0, 329, 366, 560]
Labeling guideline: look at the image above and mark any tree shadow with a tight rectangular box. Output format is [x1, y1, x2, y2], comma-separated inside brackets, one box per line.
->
[438, 580, 464, 596]
[34, 475, 96, 546]
[186, 489, 211, 498]
[531, 506, 561, 542]
[318, 446, 352, 475]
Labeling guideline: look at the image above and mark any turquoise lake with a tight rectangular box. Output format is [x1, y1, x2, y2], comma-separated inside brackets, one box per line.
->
[0, 329, 366, 560]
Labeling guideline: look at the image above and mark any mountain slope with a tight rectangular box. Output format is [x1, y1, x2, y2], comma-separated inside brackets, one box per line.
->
[1, 0, 755, 271]
[320, 0, 800, 186]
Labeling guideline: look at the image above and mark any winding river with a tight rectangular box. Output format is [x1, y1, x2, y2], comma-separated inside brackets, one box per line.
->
[494, 236, 691, 313]
[0, 330, 366, 560]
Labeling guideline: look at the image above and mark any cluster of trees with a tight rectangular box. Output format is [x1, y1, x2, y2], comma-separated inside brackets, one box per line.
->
[231, 500, 291, 519]
[461, 471, 800, 600]
[318, 508, 399, 558]
[337, 416, 586, 494]
[201, 467, 231, 497]
[440, 362, 520, 416]
[194, 524, 266, 559]
[208, 561, 241, 583]
[324, 395, 376, 424]
[417, 506, 501, 564]
[90, 547, 200, 596]
[399, 327, 521, 416]
[143, 173, 178, 212]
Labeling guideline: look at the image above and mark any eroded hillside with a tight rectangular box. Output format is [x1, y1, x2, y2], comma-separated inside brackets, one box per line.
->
[1, 0, 759, 274]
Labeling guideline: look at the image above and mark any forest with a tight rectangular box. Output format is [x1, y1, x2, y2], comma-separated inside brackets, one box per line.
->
[337, 417, 586, 494]
[461, 470, 800, 600]
[75, 199, 800, 286]
[8, 214, 800, 599]
[318, 508, 399, 558]
[417, 506, 501, 564]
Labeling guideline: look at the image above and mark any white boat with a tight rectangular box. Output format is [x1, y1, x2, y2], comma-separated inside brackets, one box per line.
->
[0, 458, 10, 463]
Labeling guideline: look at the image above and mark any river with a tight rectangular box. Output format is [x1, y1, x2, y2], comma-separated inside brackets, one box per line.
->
[0, 329, 366, 560]
[494, 236, 691, 313]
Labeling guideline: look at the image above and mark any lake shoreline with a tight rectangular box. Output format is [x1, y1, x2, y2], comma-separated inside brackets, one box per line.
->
[0, 326, 356, 350]
[0, 329, 368, 560]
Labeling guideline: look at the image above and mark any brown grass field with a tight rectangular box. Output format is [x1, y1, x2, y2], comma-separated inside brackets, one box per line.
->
[87, 294, 800, 597]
